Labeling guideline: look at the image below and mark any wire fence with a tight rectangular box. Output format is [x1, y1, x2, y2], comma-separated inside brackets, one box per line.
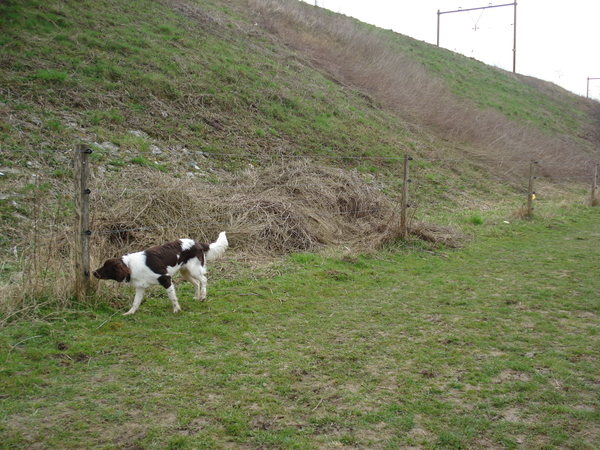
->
[0, 145, 598, 304]
[1, 147, 598, 241]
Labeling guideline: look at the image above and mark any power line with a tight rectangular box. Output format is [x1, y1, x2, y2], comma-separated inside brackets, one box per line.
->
[437, 2, 517, 73]
[586, 77, 600, 99]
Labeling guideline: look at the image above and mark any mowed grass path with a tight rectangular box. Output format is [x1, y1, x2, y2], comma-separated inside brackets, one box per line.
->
[1, 207, 599, 449]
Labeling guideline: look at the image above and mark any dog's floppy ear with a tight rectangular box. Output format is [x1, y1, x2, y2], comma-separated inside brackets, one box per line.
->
[112, 259, 131, 282]
[95, 258, 130, 282]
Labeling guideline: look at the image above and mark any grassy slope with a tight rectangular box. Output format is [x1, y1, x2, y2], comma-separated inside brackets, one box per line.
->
[246, 1, 599, 165]
[1, 0, 598, 165]
[410, 40, 591, 137]
[0, 0, 409, 164]
[1, 205, 599, 449]
[1, 0, 597, 253]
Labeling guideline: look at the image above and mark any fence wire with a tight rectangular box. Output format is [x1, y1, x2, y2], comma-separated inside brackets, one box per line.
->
[1, 149, 598, 254]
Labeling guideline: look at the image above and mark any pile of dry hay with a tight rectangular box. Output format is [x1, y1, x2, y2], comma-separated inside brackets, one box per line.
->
[410, 222, 467, 249]
[92, 160, 404, 258]
[91, 160, 469, 263]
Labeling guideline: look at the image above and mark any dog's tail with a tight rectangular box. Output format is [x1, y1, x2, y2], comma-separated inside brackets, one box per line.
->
[206, 231, 228, 261]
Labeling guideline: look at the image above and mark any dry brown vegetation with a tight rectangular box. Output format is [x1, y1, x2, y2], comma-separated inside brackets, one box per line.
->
[1, 157, 472, 318]
[92, 159, 402, 258]
[1, 161, 394, 316]
[90, 158, 470, 261]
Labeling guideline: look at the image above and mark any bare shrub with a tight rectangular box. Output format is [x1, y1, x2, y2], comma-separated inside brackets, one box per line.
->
[511, 205, 530, 220]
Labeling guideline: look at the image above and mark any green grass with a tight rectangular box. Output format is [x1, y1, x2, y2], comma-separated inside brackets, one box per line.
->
[1, 2, 599, 446]
[405, 38, 593, 137]
[0, 0, 414, 166]
[2, 205, 599, 449]
[3, 0, 596, 171]
[468, 214, 484, 225]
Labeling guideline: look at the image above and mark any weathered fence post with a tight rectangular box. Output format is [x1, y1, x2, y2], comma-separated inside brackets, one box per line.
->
[592, 163, 599, 206]
[74, 144, 92, 301]
[400, 155, 412, 237]
[526, 160, 537, 218]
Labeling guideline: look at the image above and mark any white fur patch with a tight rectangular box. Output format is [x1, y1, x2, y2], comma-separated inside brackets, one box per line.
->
[179, 238, 195, 251]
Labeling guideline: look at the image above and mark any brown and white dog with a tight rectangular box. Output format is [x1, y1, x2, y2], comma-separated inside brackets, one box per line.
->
[93, 232, 228, 315]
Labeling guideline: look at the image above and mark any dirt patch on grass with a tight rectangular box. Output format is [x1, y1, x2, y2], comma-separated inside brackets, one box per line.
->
[493, 370, 532, 383]
[410, 222, 469, 248]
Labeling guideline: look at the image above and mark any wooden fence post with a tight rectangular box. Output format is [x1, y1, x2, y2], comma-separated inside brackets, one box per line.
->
[74, 144, 92, 301]
[592, 163, 599, 206]
[526, 160, 537, 218]
[400, 155, 412, 237]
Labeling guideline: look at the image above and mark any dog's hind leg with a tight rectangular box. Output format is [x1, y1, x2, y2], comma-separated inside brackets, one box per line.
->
[180, 267, 201, 300]
[183, 261, 208, 301]
[124, 287, 146, 315]
[198, 274, 207, 301]
[182, 272, 206, 301]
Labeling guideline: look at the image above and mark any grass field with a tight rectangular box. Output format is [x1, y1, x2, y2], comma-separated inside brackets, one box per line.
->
[1, 204, 599, 449]
[2, 2, 599, 448]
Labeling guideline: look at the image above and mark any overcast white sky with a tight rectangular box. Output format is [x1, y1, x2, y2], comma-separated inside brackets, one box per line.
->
[301, 0, 600, 99]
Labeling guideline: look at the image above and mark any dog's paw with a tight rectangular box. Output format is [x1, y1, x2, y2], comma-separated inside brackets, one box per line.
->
[173, 306, 182, 313]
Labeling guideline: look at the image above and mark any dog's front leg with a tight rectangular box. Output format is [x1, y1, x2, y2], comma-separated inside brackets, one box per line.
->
[123, 287, 146, 315]
[166, 285, 182, 313]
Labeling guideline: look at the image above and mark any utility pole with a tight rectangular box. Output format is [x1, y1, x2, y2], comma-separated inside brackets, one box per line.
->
[512, 2, 517, 74]
[437, 2, 517, 73]
[587, 77, 600, 98]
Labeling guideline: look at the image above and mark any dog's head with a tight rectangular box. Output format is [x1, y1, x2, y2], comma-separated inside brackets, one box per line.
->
[93, 258, 131, 282]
